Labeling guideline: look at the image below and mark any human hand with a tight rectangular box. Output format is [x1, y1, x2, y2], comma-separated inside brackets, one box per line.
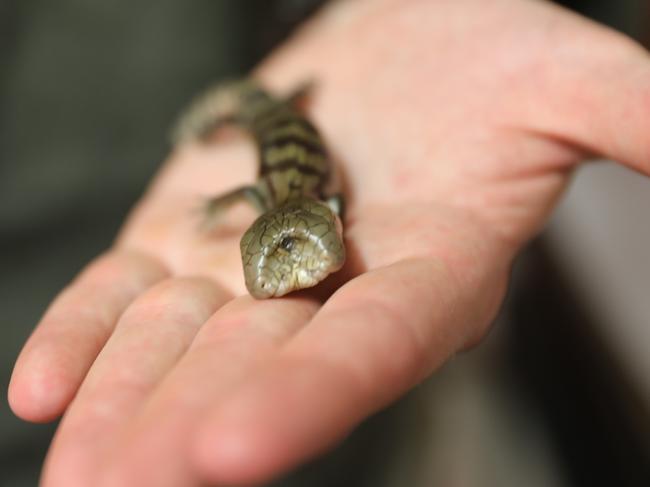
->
[9, 0, 650, 485]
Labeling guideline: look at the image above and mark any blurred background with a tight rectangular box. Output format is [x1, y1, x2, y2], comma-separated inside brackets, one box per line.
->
[1, 1, 649, 485]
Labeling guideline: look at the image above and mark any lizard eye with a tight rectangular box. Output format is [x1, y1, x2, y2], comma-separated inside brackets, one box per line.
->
[279, 236, 295, 251]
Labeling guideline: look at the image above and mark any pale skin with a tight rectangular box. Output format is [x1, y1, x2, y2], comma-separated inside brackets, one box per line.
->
[8, 0, 650, 485]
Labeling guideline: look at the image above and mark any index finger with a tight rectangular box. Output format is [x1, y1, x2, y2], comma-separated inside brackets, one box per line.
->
[8, 250, 168, 422]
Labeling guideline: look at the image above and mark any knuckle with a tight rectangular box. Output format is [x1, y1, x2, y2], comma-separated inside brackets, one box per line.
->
[117, 277, 223, 329]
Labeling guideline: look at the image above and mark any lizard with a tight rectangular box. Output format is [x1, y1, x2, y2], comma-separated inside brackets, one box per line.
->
[172, 79, 345, 299]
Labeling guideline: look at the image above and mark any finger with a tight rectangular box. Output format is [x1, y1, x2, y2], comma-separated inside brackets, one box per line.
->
[192, 256, 509, 485]
[99, 295, 319, 487]
[41, 277, 230, 487]
[8, 250, 168, 422]
[509, 4, 650, 174]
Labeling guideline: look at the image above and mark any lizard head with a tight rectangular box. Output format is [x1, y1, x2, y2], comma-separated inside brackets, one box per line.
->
[240, 197, 345, 298]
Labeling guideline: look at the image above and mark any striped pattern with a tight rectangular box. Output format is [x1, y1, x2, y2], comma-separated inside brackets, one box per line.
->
[248, 103, 331, 205]
[173, 79, 345, 298]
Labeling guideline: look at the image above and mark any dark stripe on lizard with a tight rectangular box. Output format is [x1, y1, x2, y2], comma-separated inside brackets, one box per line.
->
[253, 108, 319, 134]
[261, 141, 327, 169]
[260, 160, 329, 177]
[258, 133, 327, 157]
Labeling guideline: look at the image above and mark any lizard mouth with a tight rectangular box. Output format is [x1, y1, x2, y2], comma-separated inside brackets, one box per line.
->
[250, 247, 344, 299]
[287, 255, 343, 295]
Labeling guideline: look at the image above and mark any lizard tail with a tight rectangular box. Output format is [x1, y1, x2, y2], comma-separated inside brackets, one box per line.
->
[171, 79, 271, 145]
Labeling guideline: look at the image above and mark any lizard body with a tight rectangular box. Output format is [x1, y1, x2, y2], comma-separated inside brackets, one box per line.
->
[173, 79, 345, 298]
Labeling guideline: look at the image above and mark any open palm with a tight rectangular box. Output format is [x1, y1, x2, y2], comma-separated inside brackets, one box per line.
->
[10, 0, 650, 485]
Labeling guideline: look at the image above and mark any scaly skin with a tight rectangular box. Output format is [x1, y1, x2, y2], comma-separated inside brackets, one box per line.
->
[174, 80, 346, 298]
[241, 197, 345, 298]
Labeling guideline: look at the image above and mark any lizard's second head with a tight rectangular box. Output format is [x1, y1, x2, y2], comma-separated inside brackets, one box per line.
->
[240, 197, 345, 299]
